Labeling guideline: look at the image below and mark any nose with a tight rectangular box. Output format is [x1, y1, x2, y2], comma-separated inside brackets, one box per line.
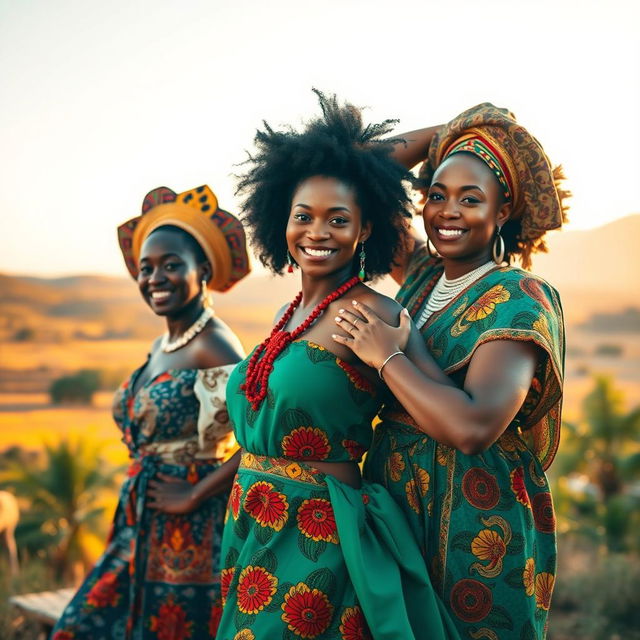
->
[306, 220, 331, 241]
[440, 198, 461, 219]
[148, 266, 167, 285]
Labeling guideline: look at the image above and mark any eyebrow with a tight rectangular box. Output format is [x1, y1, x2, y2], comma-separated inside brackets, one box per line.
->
[293, 203, 352, 213]
[139, 253, 182, 263]
[431, 182, 484, 193]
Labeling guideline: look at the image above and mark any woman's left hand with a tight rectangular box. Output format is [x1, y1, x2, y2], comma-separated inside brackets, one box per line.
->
[147, 473, 199, 514]
[332, 300, 411, 370]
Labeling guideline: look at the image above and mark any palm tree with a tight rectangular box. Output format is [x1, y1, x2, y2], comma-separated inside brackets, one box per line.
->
[0, 437, 122, 583]
[553, 375, 640, 552]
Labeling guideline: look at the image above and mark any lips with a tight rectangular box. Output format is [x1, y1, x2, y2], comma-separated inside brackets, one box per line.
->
[149, 290, 172, 303]
[434, 226, 467, 241]
[299, 246, 338, 260]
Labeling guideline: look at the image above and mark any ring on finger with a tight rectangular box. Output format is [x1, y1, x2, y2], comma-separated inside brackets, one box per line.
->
[353, 318, 359, 328]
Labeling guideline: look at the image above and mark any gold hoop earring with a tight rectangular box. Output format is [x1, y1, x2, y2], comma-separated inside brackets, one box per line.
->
[426, 237, 440, 258]
[492, 226, 505, 264]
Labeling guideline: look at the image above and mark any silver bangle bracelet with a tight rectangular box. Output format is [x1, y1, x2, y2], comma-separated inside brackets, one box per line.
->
[377, 350, 404, 380]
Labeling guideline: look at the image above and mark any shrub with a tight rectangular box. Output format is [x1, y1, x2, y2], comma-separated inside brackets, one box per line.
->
[49, 369, 100, 404]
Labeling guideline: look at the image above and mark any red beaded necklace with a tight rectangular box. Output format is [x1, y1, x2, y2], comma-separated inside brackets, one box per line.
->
[242, 275, 360, 410]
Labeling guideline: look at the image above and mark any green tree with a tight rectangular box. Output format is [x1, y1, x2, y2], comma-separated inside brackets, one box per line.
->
[49, 369, 100, 404]
[0, 438, 122, 582]
[554, 375, 640, 552]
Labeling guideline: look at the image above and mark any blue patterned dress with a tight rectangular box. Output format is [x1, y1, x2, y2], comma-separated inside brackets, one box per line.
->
[52, 364, 237, 640]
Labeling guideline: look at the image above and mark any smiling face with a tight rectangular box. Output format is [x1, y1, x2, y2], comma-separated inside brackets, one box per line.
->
[423, 153, 511, 265]
[137, 227, 209, 316]
[286, 175, 371, 279]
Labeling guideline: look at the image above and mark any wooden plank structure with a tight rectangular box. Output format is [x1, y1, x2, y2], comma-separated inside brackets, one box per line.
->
[9, 588, 75, 635]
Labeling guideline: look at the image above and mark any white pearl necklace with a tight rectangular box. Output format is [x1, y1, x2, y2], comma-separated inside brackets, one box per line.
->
[161, 308, 214, 353]
[416, 261, 495, 329]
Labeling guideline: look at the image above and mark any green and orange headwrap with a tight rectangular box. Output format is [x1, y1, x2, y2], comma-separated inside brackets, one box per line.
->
[443, 131, 516, 202]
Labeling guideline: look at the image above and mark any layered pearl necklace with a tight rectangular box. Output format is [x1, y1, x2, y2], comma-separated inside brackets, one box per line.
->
[161, 307, 214, 353]
[416, 261, 495, 329]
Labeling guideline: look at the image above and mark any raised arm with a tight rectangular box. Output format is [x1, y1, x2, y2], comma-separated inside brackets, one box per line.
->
[391, 125, 442, 170]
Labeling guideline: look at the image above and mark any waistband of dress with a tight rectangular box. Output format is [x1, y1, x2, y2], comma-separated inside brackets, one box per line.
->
[239, 451, 327, 487]
[127, 451, 223, 476]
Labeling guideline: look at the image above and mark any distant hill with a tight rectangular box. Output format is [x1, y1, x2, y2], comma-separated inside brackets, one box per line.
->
[531, 214, 639, 320]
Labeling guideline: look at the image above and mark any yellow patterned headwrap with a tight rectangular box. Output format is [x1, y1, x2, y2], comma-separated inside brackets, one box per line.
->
[117, 185, 251, 292]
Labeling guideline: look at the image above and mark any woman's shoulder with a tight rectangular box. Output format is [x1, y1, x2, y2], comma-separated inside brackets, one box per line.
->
[343, 284, 404, 325]
[498, 266, 563, 311]
[191, 318, 245, 369]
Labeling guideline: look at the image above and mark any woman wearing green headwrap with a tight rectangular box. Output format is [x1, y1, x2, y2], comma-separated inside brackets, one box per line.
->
[332, 104, 568, 639]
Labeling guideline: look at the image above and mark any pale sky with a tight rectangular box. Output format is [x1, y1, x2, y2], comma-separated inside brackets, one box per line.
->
[1, 0, 638, 277]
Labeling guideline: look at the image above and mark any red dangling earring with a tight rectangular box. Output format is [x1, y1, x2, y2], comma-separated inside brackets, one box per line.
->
[287, 251, 295, 273]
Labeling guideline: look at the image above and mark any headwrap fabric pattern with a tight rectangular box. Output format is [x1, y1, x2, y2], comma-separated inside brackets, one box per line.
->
[118, 185, 250, 292]
[418, 103, 569, 267]
[443, 132, 515, 201]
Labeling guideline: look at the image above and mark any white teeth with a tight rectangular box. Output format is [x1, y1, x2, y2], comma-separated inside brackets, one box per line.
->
[151, 291, 171, 300]
[303, 248, 335, 257]
[438, 228, 465, 237]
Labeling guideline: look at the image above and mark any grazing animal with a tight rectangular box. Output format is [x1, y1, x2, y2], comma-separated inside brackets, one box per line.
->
[0, 491, 19, 575]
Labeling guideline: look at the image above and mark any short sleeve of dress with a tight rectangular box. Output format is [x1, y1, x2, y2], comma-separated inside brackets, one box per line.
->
[443, 272, 565, 469]
[194, 363, 239, 461]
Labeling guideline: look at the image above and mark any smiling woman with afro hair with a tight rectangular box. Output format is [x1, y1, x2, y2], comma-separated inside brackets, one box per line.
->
[236, 89, 413, 280]
[215, 91, 460, 640]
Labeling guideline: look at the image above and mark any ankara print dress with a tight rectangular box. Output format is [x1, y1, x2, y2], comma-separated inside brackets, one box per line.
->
[364, 246, 565, 640]
[52, 364, 237, 640]
[217, 340, 460, 640]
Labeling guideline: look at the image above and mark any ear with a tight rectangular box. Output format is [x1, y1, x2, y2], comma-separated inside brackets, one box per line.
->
[199, 261, 213, 285]
[358, 220, 373, 244]
[496, 202, 512, 228]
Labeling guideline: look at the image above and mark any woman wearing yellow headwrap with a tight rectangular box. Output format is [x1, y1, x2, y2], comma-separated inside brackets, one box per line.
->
[52, 185, 250, 639]
[332, 104, 567, 639]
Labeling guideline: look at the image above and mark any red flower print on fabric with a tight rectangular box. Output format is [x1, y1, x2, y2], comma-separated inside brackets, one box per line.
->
[149, 595, 193, 640]
[220, 567, 235, 606]
[462, 468, 500, 510]
[52, 632, 75, 640]
[510, 466, 531, 507]
[342, 439, 367, 461]
[281, 582, 334, 638]
[86, 571, 121, 608]
[339, 606, 372, 640]
[519, 278, 552, 311]
[230, 479, 243, 520]
[237, 565, 278, 614]
[337, 360, 376, 395]
[282, 427, 331, 460]
[532, 492, 556, 533]
[243, 481, 289, 530]
[297, 498, 339, 543]
[449, 578, 493, 623]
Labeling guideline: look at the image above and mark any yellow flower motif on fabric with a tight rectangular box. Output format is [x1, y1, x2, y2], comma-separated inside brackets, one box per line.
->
[523, 558, 535, 596]
[436, 445, 451, 467]
[285, 462, 303, 479]
[405, 479, 420, 514]
[535, 572, 555, 610]
[533, 313, 553, 346]
[234, 630, 256, 640]
[465, 285, 510, 322]
[413, 464, 430, 497]
[471, 529, 506, 578]
[388, 452, 406, 482]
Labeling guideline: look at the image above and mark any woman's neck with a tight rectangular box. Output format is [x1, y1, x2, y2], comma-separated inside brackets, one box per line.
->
[442, 251, 493, 280]
[164, 297, 206, 340]
[298, 266, 356, 309]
